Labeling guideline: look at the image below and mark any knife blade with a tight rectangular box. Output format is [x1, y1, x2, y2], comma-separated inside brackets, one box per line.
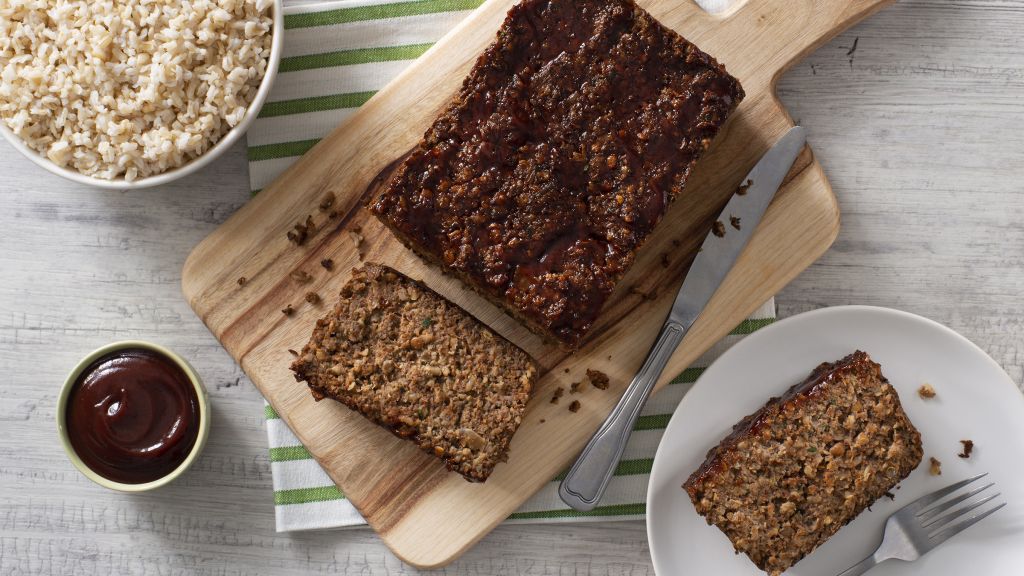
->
[558, 126, 807, 511]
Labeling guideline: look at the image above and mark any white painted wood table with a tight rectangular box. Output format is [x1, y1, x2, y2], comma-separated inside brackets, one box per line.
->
[1, 1, 1022, 573]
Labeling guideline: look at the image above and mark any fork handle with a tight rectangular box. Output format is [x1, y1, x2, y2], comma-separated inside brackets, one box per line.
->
[837, 554, 881, 576]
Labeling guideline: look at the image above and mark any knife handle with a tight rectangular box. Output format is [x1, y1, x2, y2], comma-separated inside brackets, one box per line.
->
[558, 321, 687, 511]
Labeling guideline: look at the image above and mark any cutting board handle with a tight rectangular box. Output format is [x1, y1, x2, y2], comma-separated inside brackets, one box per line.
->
[680, 0, 895, 92]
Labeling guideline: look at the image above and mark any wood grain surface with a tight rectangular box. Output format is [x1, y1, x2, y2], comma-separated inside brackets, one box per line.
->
[2, 1, 1023, 575]
[177, 0, 902, 566]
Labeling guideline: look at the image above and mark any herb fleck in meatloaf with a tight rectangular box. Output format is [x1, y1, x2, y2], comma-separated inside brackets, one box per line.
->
[683, 351, 923, 575]
[370, 0, 744, 348]
[290, 264, 537, 482]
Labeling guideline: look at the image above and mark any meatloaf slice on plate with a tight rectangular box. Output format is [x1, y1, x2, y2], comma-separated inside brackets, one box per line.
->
[683, 351, 923, 575]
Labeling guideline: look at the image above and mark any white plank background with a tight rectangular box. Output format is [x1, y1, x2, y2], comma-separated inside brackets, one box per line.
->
[1, 0, 1022, 573]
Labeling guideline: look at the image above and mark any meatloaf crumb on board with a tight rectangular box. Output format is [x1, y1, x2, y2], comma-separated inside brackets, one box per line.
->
[290, 264, 538, 482]
[683, 351, 923, 576]
[370, 0, 743, 348]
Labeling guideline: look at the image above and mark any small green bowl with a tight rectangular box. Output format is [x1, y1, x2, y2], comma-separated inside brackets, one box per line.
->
[56, 340, 210, 492]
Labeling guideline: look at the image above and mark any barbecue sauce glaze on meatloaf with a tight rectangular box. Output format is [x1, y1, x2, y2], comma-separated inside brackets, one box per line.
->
[290, 264, 537, 482]
[683, 351, 923, 575]
[370, 0, 744, 348]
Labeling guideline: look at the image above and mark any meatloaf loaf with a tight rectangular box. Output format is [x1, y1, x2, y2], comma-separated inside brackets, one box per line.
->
[290, 264, 537, 482]
[683, 351, 923, 575]
[370, 0, 744, 348]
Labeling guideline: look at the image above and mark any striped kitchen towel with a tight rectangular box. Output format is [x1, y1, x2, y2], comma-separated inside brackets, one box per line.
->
[248, 0, 754, 532]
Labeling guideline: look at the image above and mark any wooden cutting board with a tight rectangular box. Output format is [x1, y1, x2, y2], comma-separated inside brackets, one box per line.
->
[183, 0, 891, 567]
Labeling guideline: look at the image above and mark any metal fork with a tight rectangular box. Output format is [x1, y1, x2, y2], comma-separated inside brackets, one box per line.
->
[837, 473, 1006, 575]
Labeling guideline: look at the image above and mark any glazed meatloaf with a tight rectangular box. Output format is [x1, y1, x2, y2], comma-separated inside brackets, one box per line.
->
[370, 0, 744, 348]
[290, 264, 537, 482]
[683, 351, 923, 575]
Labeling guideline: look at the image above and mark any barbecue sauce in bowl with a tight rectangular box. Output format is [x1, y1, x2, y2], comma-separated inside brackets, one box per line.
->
[65, 348, 200, 484]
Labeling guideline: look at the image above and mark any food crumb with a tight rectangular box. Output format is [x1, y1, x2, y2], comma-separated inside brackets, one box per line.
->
[287, 349, 299, 356]
[290, 270, 313, 284]
[958, 440, 974, 459]
[712, 220, 726, 237]
[564, 368, 570, 374]
[287, 215, 317, 245]
[730, 215, 741, 230]
[237, 276, 247, 286]
[281, 304, 295, 316]
[318, 192, 336, 212]
[320, 258, 334, 270]
[929, 457, 942, 476]
[737, 179, 752, 195]
[550, 387, 564, 404]
[349, 229, 363, 243]
[587, 369, 610, 390]
[918, 384, 936, 399]
[539, 418, 546, 424]
[883, 491, 895, 501]
[568, 400, 581, 413]
[304, 292, 320, 304]
[570, 381, 581, 394]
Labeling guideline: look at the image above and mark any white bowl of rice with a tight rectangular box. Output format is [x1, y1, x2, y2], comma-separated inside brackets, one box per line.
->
[0, 0, 282, 189]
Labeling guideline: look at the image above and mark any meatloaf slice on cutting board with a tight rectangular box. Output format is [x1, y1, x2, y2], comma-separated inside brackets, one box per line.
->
[290, 264, 537, 482]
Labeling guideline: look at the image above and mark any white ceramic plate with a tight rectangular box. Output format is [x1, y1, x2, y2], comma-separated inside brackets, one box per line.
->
[647, 306, 1024, 576]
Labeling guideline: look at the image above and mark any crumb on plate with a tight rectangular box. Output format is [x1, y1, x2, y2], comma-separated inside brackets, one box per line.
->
[958, 440, 974, 459]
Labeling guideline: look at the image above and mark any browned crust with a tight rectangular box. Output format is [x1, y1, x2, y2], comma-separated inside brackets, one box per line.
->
[685, 352, 885, 487]
[290, 264, 538, 482]
[370, 0, 744, 349]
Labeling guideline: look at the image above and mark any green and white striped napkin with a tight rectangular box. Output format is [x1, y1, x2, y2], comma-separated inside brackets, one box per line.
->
[247, 0, 755, 532]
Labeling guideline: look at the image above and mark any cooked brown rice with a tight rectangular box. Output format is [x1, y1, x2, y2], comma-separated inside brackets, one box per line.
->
[0, 0, 273, 181]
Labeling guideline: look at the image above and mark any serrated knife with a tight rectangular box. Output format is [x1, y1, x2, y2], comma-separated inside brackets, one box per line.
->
[558, 126, 807, 511]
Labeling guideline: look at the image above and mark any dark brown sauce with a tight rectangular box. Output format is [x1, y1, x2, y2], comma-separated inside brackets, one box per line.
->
[66, 348, 200, 484]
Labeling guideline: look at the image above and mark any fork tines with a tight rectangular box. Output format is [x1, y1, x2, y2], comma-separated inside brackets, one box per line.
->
[910, 473, 1006, 542]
